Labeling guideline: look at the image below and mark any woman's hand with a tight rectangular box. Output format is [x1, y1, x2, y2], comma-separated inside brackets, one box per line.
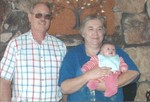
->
[96, 80, 106, 91]
[84, 66, 111, 81]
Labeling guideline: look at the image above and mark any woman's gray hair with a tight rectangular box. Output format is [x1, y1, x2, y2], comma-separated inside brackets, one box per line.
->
[79, 14, 106, 35]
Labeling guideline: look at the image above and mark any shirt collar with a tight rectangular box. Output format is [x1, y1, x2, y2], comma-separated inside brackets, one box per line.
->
[29, 30, 49, 43]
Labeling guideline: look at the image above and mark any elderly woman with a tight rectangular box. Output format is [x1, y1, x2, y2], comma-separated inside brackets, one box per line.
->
[58, 14, 139, 101]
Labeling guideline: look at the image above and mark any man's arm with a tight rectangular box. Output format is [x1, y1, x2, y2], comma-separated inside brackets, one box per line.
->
[62, 94, 67, 102]
[0, 78, 12, 102]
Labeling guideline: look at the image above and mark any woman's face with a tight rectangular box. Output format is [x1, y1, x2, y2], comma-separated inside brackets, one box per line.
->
[82, 19, 104, 48]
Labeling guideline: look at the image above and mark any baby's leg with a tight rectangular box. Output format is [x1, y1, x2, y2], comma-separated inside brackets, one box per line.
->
[103, 73, 119, 97]
[87, 80, 99, 90]
[87, 78, 102, 90]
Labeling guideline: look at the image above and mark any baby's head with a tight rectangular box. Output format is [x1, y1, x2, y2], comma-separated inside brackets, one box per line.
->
[100, 42, 116, 57]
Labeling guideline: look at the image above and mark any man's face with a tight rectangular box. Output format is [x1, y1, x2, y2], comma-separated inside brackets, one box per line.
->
[28, 3, 52, 34]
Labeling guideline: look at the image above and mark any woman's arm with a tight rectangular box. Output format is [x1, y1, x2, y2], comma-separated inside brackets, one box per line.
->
[96, 70, 139, 91]
[118, 70, 139, 87]
[61, 67, 111, 94]
[61, 73, 89, 94]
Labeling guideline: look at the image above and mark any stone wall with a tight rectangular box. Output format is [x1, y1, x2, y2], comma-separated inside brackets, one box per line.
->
[0, 0, 150, 101]
[113, 0, 150, 101]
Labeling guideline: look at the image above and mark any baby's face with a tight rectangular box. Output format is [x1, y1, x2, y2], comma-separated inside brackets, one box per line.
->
[100, 44, 116, 56]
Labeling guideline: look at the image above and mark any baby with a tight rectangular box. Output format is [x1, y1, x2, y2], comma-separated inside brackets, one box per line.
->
[81, 42, 128, 97]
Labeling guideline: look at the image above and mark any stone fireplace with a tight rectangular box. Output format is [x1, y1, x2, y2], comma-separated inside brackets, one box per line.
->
[0, 0, 150, 101]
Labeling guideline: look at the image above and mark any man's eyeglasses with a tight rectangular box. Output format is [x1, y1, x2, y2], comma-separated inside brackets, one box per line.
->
[31, 12, 52, 20]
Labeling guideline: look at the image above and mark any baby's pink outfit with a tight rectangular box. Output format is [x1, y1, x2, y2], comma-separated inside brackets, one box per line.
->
[81, 55, 128, 97]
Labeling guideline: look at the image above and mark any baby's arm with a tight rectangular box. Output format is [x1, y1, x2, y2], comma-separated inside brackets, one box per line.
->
[119, 57, 128, 72]
[81, 56, 98, 73]
[81, 56, 101, 90]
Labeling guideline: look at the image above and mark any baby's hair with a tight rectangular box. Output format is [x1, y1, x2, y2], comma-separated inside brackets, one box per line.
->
[101, 40, 115, 47]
